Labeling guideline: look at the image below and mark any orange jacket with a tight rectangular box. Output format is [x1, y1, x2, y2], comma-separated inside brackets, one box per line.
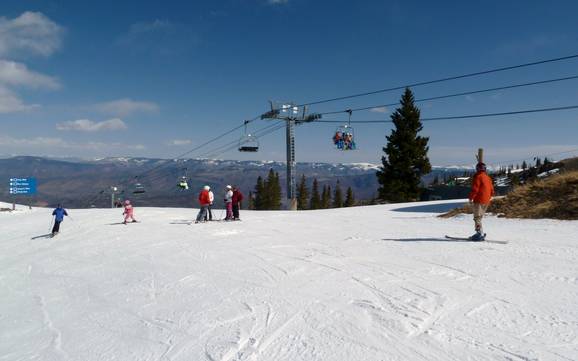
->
[198, 190, 211, 206]
[469, 171, 494, 204]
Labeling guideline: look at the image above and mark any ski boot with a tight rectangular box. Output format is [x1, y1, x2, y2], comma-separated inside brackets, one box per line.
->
[469, 231, 486, 242]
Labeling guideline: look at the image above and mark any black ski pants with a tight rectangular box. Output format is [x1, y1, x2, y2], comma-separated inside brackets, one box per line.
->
[52, 220, 61, 233]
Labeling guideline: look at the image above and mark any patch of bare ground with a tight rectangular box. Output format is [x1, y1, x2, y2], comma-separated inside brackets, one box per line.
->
[439, 171, 578, 220]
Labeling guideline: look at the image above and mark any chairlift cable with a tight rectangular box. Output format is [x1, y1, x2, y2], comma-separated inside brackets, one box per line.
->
[297, 53, 578, 107]
[318, 74, 578, 116]
[312, 104, 578, 124]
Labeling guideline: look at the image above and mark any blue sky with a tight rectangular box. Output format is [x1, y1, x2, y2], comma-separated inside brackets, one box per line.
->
[0, 0, 577, 166]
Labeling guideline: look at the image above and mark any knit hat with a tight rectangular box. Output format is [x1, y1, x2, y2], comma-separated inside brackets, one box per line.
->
[204, 185, 210, 191]
[476, 162, 487, 172]
[125, 199, 131, 205]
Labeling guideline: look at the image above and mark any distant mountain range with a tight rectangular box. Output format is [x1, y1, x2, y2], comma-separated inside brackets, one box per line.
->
[0, 156, 475, 208]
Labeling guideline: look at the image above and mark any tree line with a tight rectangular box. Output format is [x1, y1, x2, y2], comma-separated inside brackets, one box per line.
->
[247, 169, 356, 210]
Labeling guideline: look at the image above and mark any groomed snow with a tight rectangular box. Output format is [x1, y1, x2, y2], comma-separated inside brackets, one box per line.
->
[1, 200, 577, 360]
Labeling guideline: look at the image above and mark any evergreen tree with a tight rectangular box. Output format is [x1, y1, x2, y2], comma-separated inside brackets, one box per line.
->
[321, 185, 332, 209]
[296, 174, 309, 210]
[345, 187, 355, 207]
[254, 176, 265, 210]
[376, 88, 431, 202]
[265, 169, 282, 210]
[432, 175, 439, 186]
[309, 178, 321, 209]
[333, 180, 343, 208]
[253, 169, 282, 210]
[272, 171, 282, 209]
[522, 160, 528, 169]
[248, 191, 254, 210]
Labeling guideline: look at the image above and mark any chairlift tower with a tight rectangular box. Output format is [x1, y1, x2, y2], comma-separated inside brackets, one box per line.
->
[261, 102, 321, 210]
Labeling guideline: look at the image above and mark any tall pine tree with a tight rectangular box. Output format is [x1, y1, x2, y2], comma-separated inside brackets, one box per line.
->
[254, 176, 265, 210]
[333, 180, 343, 208]
[321, 185, 331, 209]
[271, 170, 282, 210]
[248, 191, 254, 210]
[309, 178, 321, 210]
[253, 169, 282, 210]
[345, 186, 355, 207]
[296, 174, 309, 210]
[377, 88, 431, 202]
[265, 168, 282, 210]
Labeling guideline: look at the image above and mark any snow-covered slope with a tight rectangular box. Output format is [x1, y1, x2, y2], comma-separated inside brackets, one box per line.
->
[1, 201, 577, 360]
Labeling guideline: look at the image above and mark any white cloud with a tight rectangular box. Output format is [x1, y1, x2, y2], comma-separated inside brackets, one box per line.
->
[0, 12, 63, 113]
[369, 106, 388, 113]
[56, 118, 127, 132]
[0, 135, 145, 151]
[0, 85, 38, 113]
[117, 20, 200, 56]
[0, 135, 66, 147]
[0, 59, 60, 89]
[168, 139, 192, 146]
[94, 98, 159, 117]
[0, 11, 64, 58]
[128, 19, 173, 35]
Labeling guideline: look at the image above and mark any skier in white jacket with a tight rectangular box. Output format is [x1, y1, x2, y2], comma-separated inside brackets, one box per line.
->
[205, 188, 214, 221]
[224, 185, 233, 220]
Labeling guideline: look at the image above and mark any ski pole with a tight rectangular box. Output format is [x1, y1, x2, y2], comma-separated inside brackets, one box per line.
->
[49, 216, 54, 233]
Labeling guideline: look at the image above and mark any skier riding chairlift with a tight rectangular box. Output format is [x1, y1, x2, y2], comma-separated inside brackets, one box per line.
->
[333, 109, 357, 151]
[177, 168, 189, 190]
[177, 177, 189, 190]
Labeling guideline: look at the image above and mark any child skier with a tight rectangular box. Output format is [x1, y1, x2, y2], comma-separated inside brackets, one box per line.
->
[196, 185, 211, 223]
[123, 200, 138, 224]
[51, 204, 68, 236]
[468, 162, 494, 241]
[224, 185, 233, 221]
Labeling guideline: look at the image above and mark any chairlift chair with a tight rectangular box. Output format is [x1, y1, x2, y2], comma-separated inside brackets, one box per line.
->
[333, 110, 357, 151]
[133, 183, 146, 194]
[239, 134, 259, 152]
[132, 177, 146, 194]
[238, 120, 259, 152]
[177, 168, 189, 190]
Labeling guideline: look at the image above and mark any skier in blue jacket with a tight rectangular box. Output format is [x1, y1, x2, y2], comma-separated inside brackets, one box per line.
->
[51, 204, 68, 235]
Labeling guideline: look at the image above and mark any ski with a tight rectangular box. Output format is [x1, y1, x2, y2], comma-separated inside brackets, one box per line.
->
[445, 235, 508, 244]
[31, 233, 54, 240]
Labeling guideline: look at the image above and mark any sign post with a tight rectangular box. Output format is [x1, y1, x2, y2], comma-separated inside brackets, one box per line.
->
[9, 177, 37, 210]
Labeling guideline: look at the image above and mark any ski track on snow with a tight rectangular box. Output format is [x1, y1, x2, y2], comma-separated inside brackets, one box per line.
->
[1, 201, 578, 360]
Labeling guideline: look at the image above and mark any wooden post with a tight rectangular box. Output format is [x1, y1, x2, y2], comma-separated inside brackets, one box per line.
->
[477, 148, 484, 164]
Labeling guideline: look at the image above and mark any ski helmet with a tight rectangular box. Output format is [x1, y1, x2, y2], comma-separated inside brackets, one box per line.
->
[204, 185, 210, 191]
[476, 162, 487, 172]
[226, 185, 232, 189]
[125, 199, 131, 205]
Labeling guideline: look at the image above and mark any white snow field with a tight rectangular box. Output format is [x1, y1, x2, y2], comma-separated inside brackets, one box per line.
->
[1, 200, 578, 361]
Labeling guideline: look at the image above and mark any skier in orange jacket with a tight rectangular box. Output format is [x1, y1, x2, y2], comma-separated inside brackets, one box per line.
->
[468, 162, 494, 241]
[195, 185, 211, 223]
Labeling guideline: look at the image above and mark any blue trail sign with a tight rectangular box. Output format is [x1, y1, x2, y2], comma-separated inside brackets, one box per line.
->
[9, 178, 37, 195]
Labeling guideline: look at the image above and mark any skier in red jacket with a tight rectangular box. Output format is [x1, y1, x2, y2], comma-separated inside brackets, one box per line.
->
[232, 186, 244, 221]
[195, 185, 211, 223]
[468, 162, 494, 241]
